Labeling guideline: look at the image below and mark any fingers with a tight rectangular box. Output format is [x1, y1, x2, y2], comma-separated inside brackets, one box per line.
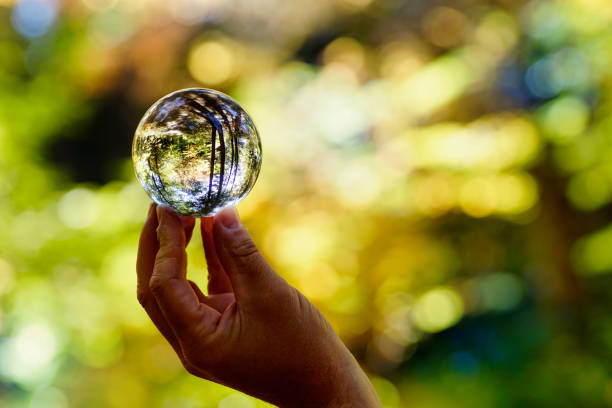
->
[188, 279, 208, 303]
[201, 217, 233, 294]
[212, 207, 283, 304]
[179, 216, 196, 245]
[137, 203, 158, 297]
[136, 203, 182, 354]
[152, 205, 221, 338]
[189, 280, 236, 313]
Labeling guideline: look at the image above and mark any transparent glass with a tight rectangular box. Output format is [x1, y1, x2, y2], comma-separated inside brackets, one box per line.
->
[132, 88, 262, 217]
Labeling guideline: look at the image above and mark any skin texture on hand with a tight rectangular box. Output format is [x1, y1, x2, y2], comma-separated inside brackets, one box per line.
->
[136, 203, 382, 408]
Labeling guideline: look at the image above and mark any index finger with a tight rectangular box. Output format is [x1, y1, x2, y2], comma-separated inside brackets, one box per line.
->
[201, 217, 233, 294]
[151, 206, 221, 338]
[136, 203, 182, 353]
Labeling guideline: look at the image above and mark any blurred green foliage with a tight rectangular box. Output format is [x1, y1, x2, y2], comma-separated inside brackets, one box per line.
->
[2, 0, 612, 406]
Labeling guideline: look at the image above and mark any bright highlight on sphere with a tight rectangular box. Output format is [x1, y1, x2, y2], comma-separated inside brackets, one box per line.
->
[132, 89, 262, 217]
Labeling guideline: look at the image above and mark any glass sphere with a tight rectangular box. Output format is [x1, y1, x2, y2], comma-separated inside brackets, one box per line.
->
[132, 88, 262, 217]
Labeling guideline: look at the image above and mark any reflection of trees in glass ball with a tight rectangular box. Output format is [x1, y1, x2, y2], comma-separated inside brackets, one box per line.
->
[132, 89, 262, 217]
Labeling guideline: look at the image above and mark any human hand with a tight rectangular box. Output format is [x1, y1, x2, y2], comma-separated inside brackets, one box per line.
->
[136, 203, 381, 407]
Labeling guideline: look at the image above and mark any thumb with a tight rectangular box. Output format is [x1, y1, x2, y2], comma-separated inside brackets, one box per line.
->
[212, 206, 282, 303]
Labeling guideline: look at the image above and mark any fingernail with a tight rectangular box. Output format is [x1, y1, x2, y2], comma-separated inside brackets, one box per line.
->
[216, 206, 240, 229]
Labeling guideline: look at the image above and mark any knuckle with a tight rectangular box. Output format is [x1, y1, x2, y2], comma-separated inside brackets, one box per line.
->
[229, 235, 259, 260]
[181, 336, 222, 369]
[155, 250, 183, 267]
[155, 256, 180, 269]
[182, 359, 199, 376]
[136, 289, 150, 308]
[183, 349, 210, 370]
[269, 283, 292, 303]
[149, 276, 166, 297]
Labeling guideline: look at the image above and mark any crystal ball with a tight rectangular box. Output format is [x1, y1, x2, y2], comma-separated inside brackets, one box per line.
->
[132, 88, 262, 217]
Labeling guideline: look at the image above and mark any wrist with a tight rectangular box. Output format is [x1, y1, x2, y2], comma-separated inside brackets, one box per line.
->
[325, 360, 381, 408]
[289, 355, 381, 408]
